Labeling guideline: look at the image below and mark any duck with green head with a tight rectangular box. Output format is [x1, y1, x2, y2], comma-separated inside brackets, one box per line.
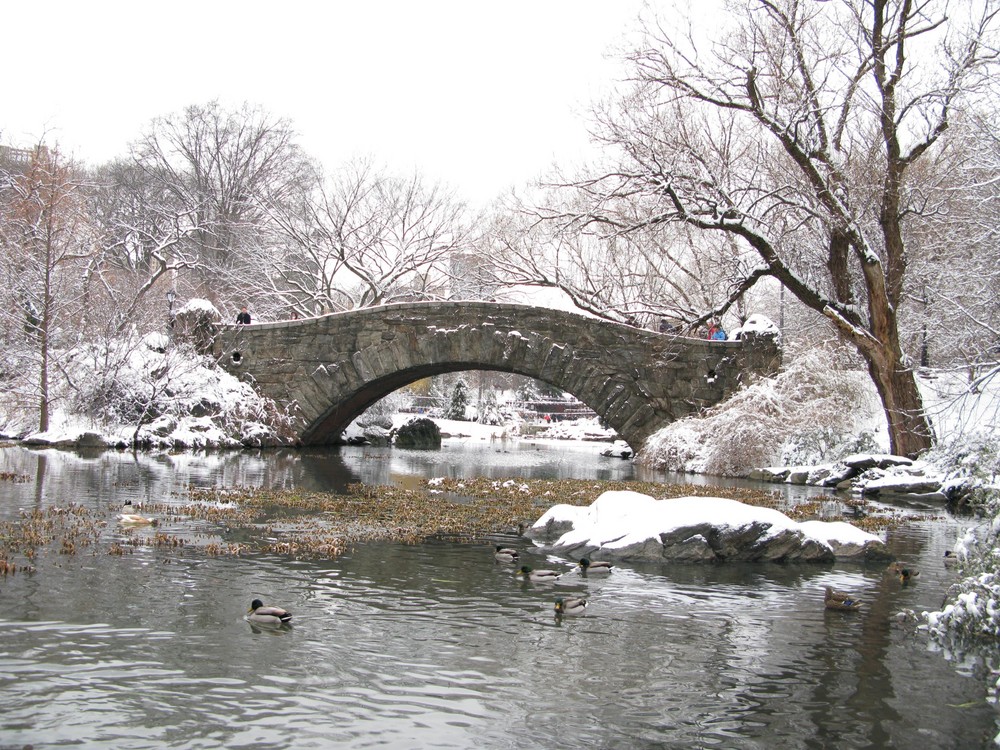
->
[247, 599, 292, 625]
[494, 546, 519, 563]
[118, 500, 157, 526]
[555, 597, 587, 616]
[889, 562, 920, 584]
[578, 558, 612, 574]
[517, 565, 561, 583]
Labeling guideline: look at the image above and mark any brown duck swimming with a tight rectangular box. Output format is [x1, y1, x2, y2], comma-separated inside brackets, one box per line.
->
[824, 586, 861, 611]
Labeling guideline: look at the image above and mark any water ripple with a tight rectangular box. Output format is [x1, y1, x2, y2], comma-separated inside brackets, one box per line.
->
[0, 522, 992, 749]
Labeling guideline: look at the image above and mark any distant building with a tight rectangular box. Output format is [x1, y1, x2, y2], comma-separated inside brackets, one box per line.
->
[0, 144, 35, 170]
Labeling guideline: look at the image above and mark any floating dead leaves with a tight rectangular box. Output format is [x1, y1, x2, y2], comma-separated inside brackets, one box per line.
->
[424, 476, 786, 508]
[0, 475, 923, 576]
[0, 557, 34, 575]
[0, 504, 104, 575]
[0, 471, 31, 483]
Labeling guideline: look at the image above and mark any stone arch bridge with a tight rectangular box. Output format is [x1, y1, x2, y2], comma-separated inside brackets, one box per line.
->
[213, 302, 781, 451]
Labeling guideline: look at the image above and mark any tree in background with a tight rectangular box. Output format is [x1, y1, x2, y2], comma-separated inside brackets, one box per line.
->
[263, 157, 476, 317]
[129, 101, 313, 313]
[0, 144, 97, 431]
[446, 378, 470, 421]
[88, 158, 202, 336]
[904, 110, 1000, 382]
[486, 187, 748, 332]
[537, 0, 998, 457]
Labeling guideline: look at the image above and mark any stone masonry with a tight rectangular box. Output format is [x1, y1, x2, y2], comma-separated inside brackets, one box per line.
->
[213, 301, 781, 450]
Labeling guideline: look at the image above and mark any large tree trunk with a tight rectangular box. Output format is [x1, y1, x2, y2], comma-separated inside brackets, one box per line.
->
[820, 304, 932, 457]
[842, 281, 933, 457]
[866, 346, 933, 458]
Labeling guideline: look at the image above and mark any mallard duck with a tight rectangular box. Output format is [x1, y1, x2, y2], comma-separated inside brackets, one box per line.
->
[888, 562, 920, 583]
[824, 585, 853, 602]
[578, 558, 612, 574]
[494, 546, 519, 563]
[554, 596, 588, 616]
[118, 501, 157, 526]
[517, 565, 561, 583]
[944, 550, 960, 567]
[247, 599, 292, 625]
[824, 586, 861, 611]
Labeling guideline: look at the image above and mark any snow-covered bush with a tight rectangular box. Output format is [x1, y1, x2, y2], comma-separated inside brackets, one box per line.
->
[0, 330, 296, 449]
[923, 437, 1000, 513]
[920, 436, 1000, 647]
[639, 344, 884, 476]
[478, 391, 520, 426]
[394, 417, 442, 449]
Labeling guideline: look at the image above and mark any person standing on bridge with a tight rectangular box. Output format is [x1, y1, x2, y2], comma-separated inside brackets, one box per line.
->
[236, 306, 252, 325]
[707, 321, 726, 340]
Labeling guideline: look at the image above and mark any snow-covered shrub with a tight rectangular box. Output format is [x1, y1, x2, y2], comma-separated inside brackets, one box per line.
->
[478, 391, 520, 426]
[639, 344, 884, 476]
[394, 417, 442, 449]
[919, 439, 1000, 653]
[5, 330, 296, 449]
[924, 513, 1000, 649]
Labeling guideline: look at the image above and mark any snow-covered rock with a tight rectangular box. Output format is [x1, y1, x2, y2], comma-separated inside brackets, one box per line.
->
[524, 490, 890, 562]
[731, 313, 781, 341]
[751, 453, 944, 496]
[600, 440, 633, 459]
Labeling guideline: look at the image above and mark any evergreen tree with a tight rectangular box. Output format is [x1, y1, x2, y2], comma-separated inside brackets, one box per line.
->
[446, 378, 469, 421]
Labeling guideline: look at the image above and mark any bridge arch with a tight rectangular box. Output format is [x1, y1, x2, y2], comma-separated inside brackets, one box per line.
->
[213, 302, 780, 450]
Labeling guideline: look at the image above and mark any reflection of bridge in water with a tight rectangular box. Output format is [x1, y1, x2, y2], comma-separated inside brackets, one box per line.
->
[403, 395, 598, 423]
[214, 301, 781, 451]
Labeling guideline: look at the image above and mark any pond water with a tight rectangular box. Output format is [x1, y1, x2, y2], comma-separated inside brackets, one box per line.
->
[0, 440, 997, 749]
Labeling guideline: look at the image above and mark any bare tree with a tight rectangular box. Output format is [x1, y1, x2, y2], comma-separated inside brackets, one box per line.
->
[541, 0, 999, 456]
[0, 144, 97, 431]
[87, 159, 202, 335]
[484, 188, 757, 330]
[261, 158, 475, 316]
[905, 110, 1000, 378]
[130, 100, 313, 310]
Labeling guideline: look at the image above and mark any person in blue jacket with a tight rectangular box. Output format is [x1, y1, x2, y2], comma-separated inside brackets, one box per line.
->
[707, 321, 726, 340]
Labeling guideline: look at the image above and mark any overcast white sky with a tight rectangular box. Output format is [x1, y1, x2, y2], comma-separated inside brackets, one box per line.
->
[4, 1, 650, 206]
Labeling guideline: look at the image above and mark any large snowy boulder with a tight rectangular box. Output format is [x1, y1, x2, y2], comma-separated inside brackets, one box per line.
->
[731, 313, 781, 342]
[525, 490, 890, 562]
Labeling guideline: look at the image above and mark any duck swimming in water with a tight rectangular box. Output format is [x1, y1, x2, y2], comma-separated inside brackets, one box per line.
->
[117, 501, 157, 526]
[888, 562, 920, 583]
[494, 546, 519, 563]
[578, 558, 612, 574]
[517, 565, 562, 583]
[824, 586, 862, 611]
[554, 597, 588, 616]
[247, 599, 292, 625]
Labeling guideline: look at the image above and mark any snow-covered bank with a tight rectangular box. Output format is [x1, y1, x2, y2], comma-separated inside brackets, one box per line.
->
[638, 344, 886, 476]
[0, 330, 294, 450]
[525, 490, 890, 562]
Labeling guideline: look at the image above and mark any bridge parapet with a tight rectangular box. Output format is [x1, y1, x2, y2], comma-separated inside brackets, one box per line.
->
[213, 302, 781, 450]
